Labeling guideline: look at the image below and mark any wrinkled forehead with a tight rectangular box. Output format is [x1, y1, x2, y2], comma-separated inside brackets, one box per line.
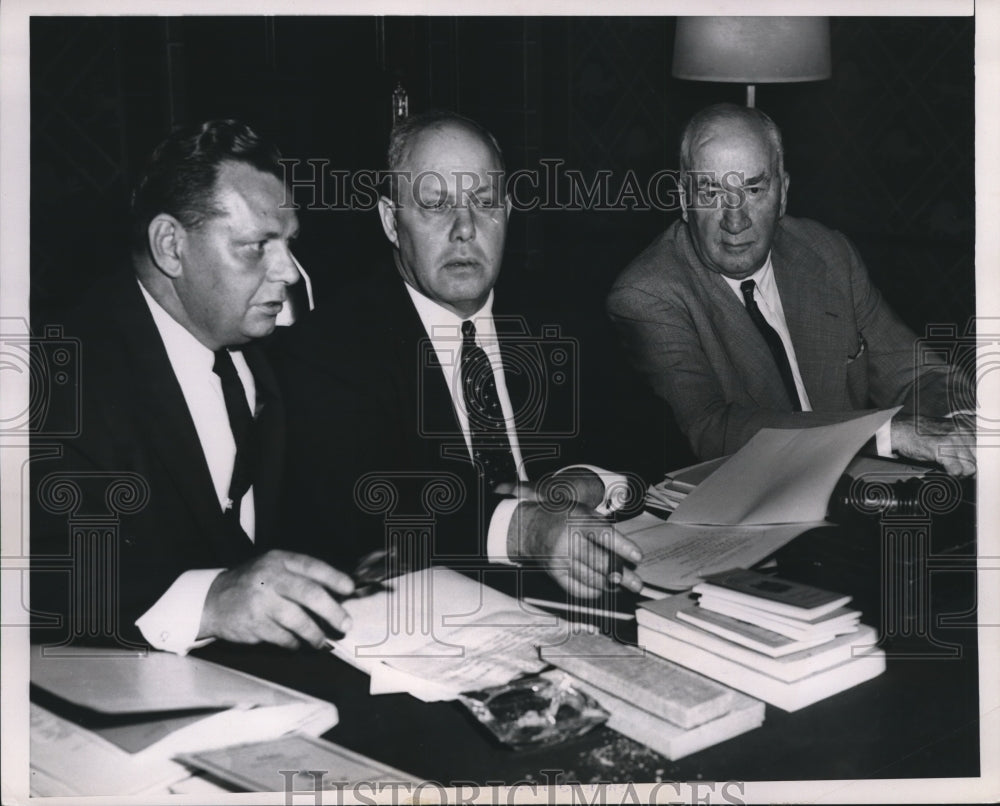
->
[688, 120, 777, 177]
[212, 161, 297, 228]
[400, 122, 504, 180]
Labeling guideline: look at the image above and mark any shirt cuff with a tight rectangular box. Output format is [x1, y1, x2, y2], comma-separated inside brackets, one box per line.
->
[134, 569, 224, 655]
[874, 420, 894, 457]
[486, 498, 522, 565]
[555, 464, 628, 516]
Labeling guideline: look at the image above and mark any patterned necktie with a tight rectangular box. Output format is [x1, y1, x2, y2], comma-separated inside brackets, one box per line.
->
[460, 320, 517, 490]
[740, 279, 802, 412]
[212, 348, 257, 533]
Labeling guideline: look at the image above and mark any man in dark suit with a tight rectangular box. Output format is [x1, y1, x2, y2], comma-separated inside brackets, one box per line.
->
[278, 111, 643, 598]
[31, 120, 356, 653]
[607, 103, 975, 476]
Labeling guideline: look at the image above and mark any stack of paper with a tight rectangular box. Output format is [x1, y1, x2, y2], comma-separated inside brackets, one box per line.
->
[540, 632, 763, 760]
[646, 457, 727, 512]
[330, 567, 569, 701]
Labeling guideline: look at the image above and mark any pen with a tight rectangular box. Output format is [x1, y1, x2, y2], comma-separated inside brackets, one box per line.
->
[522, 597, 635, 621]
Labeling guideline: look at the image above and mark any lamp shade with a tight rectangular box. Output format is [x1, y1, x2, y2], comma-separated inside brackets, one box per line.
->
[672, 17, 831, 83]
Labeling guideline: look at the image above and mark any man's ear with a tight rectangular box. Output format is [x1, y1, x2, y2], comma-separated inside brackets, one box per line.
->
[778, 171, 790, 218]
[377, 196, 399, 246]
[147, 214, 185, 278]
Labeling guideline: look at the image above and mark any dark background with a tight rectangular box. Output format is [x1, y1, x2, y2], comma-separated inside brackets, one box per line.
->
[30, 15, 976, 475]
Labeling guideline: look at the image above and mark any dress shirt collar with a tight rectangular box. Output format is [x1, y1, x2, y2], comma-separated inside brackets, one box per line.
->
[137, 278, 216, 372]
[403, 281, 497, 342]
[720, 251, 776, 304]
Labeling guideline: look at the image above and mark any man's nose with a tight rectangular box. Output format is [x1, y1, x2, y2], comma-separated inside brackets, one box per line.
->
[268, 244, 301, 285]
[721, 204, 751, 235]
[450, 204, 477, 241]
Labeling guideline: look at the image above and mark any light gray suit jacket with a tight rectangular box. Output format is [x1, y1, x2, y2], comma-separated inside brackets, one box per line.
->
[607, 216, 959, 460]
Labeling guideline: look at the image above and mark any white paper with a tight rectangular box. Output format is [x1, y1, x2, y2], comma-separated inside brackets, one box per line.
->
[672, 408, 898, 525]
[331, 567, 568, 699]
[629, 521, 832, 591]
[29, 703, 191, 797]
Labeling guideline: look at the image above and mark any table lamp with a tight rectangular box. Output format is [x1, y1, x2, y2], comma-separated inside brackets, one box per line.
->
[672, 17, 831, 107]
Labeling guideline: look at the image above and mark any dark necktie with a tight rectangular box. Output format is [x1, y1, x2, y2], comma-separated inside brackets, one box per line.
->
[212, 348, 256, 534]
[740, 279, 802, 412]
[460, 320, 518, 490]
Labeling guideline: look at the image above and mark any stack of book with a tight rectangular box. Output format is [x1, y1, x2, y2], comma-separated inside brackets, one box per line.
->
[540, 632, 764, 760]
[645, 457, 727, 512]
[636, 569, 886, 712]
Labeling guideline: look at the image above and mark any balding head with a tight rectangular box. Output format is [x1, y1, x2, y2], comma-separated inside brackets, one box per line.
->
[680, 103, 785, 178]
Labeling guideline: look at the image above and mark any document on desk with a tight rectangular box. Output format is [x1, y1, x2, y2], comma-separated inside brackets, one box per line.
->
[30, 643, 339, 794]
[331, 566, 568, 701]
[629, 408, 898, 591]
[177, 732, 421, 792]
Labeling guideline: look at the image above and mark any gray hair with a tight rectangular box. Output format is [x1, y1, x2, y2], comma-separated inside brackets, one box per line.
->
[679, 103, 785, 176]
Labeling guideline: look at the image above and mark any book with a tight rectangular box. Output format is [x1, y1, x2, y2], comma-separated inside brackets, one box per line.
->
[176, 733, 421, 792]
[539, 632, 737, 729]
[696, 596, 860, 641]
[637, 595, 878, 683]
[694, 568, 852, 619]
[676, 606, 841, 658]
[637, 624, 886, 712]
[565, 676, 765, 761]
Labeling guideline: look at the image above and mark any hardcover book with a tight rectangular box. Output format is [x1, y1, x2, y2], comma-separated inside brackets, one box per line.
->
[694, 568, 852, 618]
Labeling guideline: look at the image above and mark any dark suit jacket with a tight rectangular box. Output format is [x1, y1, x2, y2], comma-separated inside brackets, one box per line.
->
[273, 266, 583, 572]
[30, 274, 283, 646]
[607, 216, 961, 460]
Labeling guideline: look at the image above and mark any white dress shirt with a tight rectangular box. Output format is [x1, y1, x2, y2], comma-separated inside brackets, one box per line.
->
[722, 255, 892, 454]
[403, 282, 625, 563]
[404, 284, 528, 479]
[721, 255, 812, 412]
[133, 280, 256, 654]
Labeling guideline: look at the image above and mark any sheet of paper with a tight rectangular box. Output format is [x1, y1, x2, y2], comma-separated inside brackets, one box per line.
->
[672, 408, 898, 525]
[630, 521, 832, 591]
[30, 703, 191, 797]
[332, 567, 567, 699]
[30, 644, 301, 713]
[176, 732, 420, 793]
[143, 702, 339, 760]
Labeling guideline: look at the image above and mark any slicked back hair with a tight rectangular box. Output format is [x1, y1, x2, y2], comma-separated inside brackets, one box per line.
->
[131, 119, 284, 254]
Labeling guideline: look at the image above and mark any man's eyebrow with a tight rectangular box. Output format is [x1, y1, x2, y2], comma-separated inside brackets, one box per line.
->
[743, 172, 770, 185]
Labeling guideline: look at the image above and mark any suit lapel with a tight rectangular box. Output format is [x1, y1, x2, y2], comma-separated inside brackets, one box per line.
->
[679, 227, 792, 409]
[387, 276, 467, 456]
[771, 223, 847, 406]
[112, 279, 253, 564]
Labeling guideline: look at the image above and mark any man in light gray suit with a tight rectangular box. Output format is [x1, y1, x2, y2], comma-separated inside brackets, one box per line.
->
[607, 103, 975, 476]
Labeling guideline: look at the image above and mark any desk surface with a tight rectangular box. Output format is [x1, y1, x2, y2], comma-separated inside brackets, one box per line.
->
[196, 512, 981, 786]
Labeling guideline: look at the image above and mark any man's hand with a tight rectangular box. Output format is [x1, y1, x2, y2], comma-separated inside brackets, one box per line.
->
[508, 501, 643, 598]
[198, 550, 355, 649]
[890, 413, 976, 477]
